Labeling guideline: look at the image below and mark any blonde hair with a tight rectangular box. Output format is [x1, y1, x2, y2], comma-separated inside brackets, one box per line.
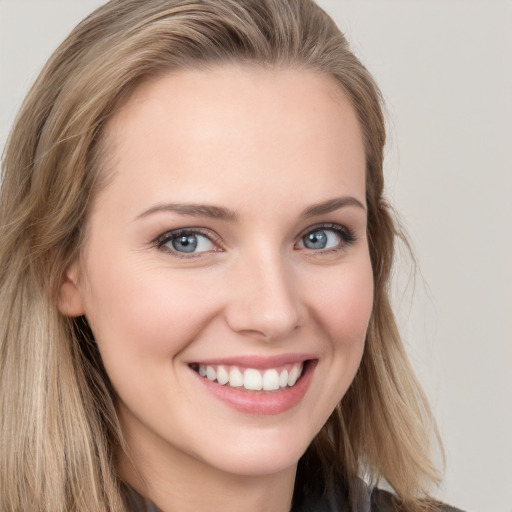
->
[0, 0, 442, 510]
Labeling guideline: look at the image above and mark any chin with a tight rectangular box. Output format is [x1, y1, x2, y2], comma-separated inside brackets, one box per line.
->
[206, 448, 305, 478]
[193, 425, 317, 477]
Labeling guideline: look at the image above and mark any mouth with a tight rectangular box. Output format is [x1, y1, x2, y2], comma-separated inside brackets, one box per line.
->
[189, 360, 308, 393]
[188, 357, 317, 415]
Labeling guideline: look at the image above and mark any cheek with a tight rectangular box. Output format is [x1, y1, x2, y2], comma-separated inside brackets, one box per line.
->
[299, 256, 373, 433]
[312, 258, 374, 347]
[82, 261, 219, 365]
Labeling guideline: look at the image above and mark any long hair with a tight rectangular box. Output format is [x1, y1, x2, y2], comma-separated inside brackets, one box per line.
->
[0, 1, 442, 510]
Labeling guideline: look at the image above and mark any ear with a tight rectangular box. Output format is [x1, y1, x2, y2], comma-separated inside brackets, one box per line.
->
[57, 262, 86, 317]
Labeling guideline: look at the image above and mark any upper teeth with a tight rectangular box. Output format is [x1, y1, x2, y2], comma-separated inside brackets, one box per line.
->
[197, 362, 304, 391]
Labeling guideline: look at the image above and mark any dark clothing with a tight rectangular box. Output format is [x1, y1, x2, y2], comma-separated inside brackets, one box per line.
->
[121, 481, 464, 512]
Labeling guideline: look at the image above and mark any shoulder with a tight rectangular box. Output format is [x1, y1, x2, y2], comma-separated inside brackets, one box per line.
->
[371, 488, 466, 512]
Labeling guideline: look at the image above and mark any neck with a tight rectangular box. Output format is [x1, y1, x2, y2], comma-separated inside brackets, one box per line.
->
[118, 425, 297, 512]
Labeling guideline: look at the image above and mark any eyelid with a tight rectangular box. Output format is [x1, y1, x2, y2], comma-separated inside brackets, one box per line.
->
[295, 223, 357, 250]
[154, 227, 224, 256]
[152, 223, 356, 258]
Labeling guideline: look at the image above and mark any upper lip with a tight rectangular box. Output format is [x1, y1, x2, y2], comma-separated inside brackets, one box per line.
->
[189, 353, 316, 369]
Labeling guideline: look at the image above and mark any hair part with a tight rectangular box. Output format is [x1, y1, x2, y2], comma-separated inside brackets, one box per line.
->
[0, 1, 442, 510]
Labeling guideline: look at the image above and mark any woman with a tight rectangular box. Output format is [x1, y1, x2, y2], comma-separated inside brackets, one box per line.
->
[0, 1, 462, 511]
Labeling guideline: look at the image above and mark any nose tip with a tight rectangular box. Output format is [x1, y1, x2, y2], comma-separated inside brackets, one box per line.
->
[224, 261, 305, 341]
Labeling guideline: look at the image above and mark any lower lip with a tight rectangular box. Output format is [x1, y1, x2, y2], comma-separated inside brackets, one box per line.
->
[192, 361, 317, 415]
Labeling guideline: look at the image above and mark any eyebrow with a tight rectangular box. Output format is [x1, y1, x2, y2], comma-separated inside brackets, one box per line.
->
[301, 196, 366, 217]
[136, 203, 238, 222]
[135, 196, 365, 222]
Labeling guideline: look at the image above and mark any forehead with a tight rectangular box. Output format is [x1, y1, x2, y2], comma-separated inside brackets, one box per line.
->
[98, 65, 366, 216]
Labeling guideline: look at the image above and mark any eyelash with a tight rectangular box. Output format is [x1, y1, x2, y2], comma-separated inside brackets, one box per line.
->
[297, 223, 357, 251]
[154, 223, 357, 258]
[155, 228, 222, 258]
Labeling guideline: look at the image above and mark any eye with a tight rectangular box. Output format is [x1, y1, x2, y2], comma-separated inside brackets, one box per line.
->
[296, 225, 356, 252]
[156, 229, 218, 256]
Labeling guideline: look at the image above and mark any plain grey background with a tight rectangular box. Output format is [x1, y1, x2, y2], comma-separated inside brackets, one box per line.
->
[1, 1, 511, 511]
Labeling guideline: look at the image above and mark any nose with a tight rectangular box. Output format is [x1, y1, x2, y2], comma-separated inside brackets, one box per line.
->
[224, 251, 306, 341]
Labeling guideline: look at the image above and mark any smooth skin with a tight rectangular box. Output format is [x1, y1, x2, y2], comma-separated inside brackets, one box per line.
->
[59, 66, 374, 512]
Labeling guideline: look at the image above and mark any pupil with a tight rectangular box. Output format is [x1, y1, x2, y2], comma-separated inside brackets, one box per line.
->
[305, 230, 327, 249]
[172, 234, 198, 253]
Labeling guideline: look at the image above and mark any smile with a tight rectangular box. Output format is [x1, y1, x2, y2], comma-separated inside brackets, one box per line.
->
[189, 357, 317, 415]
[192, 362, 304, 392]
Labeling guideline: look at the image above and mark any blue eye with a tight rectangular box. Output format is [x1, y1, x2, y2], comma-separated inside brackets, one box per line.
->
[158, 230, 216, 255]
[298, 226, 355, 251]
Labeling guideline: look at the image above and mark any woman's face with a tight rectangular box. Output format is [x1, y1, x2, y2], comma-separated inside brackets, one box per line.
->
[60, 66, 373, 479]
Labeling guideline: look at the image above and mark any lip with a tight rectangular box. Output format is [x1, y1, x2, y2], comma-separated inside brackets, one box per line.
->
[189, 353, 315, 369]
[190, 356, 317, 416]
